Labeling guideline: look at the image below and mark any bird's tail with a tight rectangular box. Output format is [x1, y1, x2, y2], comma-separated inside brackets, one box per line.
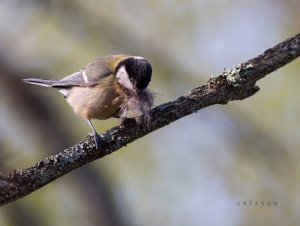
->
[22, 78, 57, 87]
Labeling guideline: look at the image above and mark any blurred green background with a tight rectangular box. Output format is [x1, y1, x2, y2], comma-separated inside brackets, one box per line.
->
[0, 0, 300, 225]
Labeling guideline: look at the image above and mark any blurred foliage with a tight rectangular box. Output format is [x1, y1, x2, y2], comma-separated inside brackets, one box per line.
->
[0, 0, 300, 225]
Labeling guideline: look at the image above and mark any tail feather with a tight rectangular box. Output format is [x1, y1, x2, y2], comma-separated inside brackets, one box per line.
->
[22, 78, 57, 87]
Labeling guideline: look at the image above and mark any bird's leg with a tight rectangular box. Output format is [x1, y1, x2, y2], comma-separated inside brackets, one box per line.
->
[87, 119, 104, 150]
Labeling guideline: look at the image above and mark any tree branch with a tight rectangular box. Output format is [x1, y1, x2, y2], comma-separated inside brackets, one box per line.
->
[1, 33, 300, 206]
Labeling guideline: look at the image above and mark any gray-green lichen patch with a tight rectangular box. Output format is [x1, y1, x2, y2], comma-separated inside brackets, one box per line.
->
[0, 180, 7, 188]
[105, 129, 119, 142]
[224, 64, 243, 87]
[244, 63, 254, 69]
[208, 75, 219, 86]
[225, 63, 255, 87]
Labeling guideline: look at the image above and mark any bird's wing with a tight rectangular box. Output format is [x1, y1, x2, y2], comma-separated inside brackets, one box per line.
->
[82, 55, 116, 84]
[51, 56, 120, 88]
[51, 71, 86, 88]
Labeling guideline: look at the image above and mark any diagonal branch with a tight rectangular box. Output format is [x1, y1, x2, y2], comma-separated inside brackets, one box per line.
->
[1, 32, 300, 206]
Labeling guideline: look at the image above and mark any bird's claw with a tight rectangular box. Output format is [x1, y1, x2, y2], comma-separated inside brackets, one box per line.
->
[92, 132, 105, 151]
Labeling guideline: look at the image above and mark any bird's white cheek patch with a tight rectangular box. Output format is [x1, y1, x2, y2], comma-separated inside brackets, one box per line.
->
[116, 65, 133, 89]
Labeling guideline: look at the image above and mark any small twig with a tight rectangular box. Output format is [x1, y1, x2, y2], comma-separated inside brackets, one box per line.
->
[1, 32, 300, 206]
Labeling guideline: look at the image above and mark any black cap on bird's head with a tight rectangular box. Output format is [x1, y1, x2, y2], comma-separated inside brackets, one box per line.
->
[124, 57, 152, 90]
[115, 56, 154, 124]
[116, 56, 152, 91]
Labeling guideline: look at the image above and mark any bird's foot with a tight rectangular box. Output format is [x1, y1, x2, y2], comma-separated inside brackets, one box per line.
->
[92, 132, 105, 151]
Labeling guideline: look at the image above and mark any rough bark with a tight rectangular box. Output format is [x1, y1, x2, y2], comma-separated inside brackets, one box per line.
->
[1, 32, 300, 206]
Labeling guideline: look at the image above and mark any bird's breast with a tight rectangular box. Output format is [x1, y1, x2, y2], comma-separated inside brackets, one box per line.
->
[65, 75, 122, 120]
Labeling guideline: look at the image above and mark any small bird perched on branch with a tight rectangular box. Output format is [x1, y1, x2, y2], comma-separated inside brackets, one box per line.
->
[22, 54, 154, 150]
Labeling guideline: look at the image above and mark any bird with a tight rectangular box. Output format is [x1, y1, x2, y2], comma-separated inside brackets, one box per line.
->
[22, 54, 154, 150]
